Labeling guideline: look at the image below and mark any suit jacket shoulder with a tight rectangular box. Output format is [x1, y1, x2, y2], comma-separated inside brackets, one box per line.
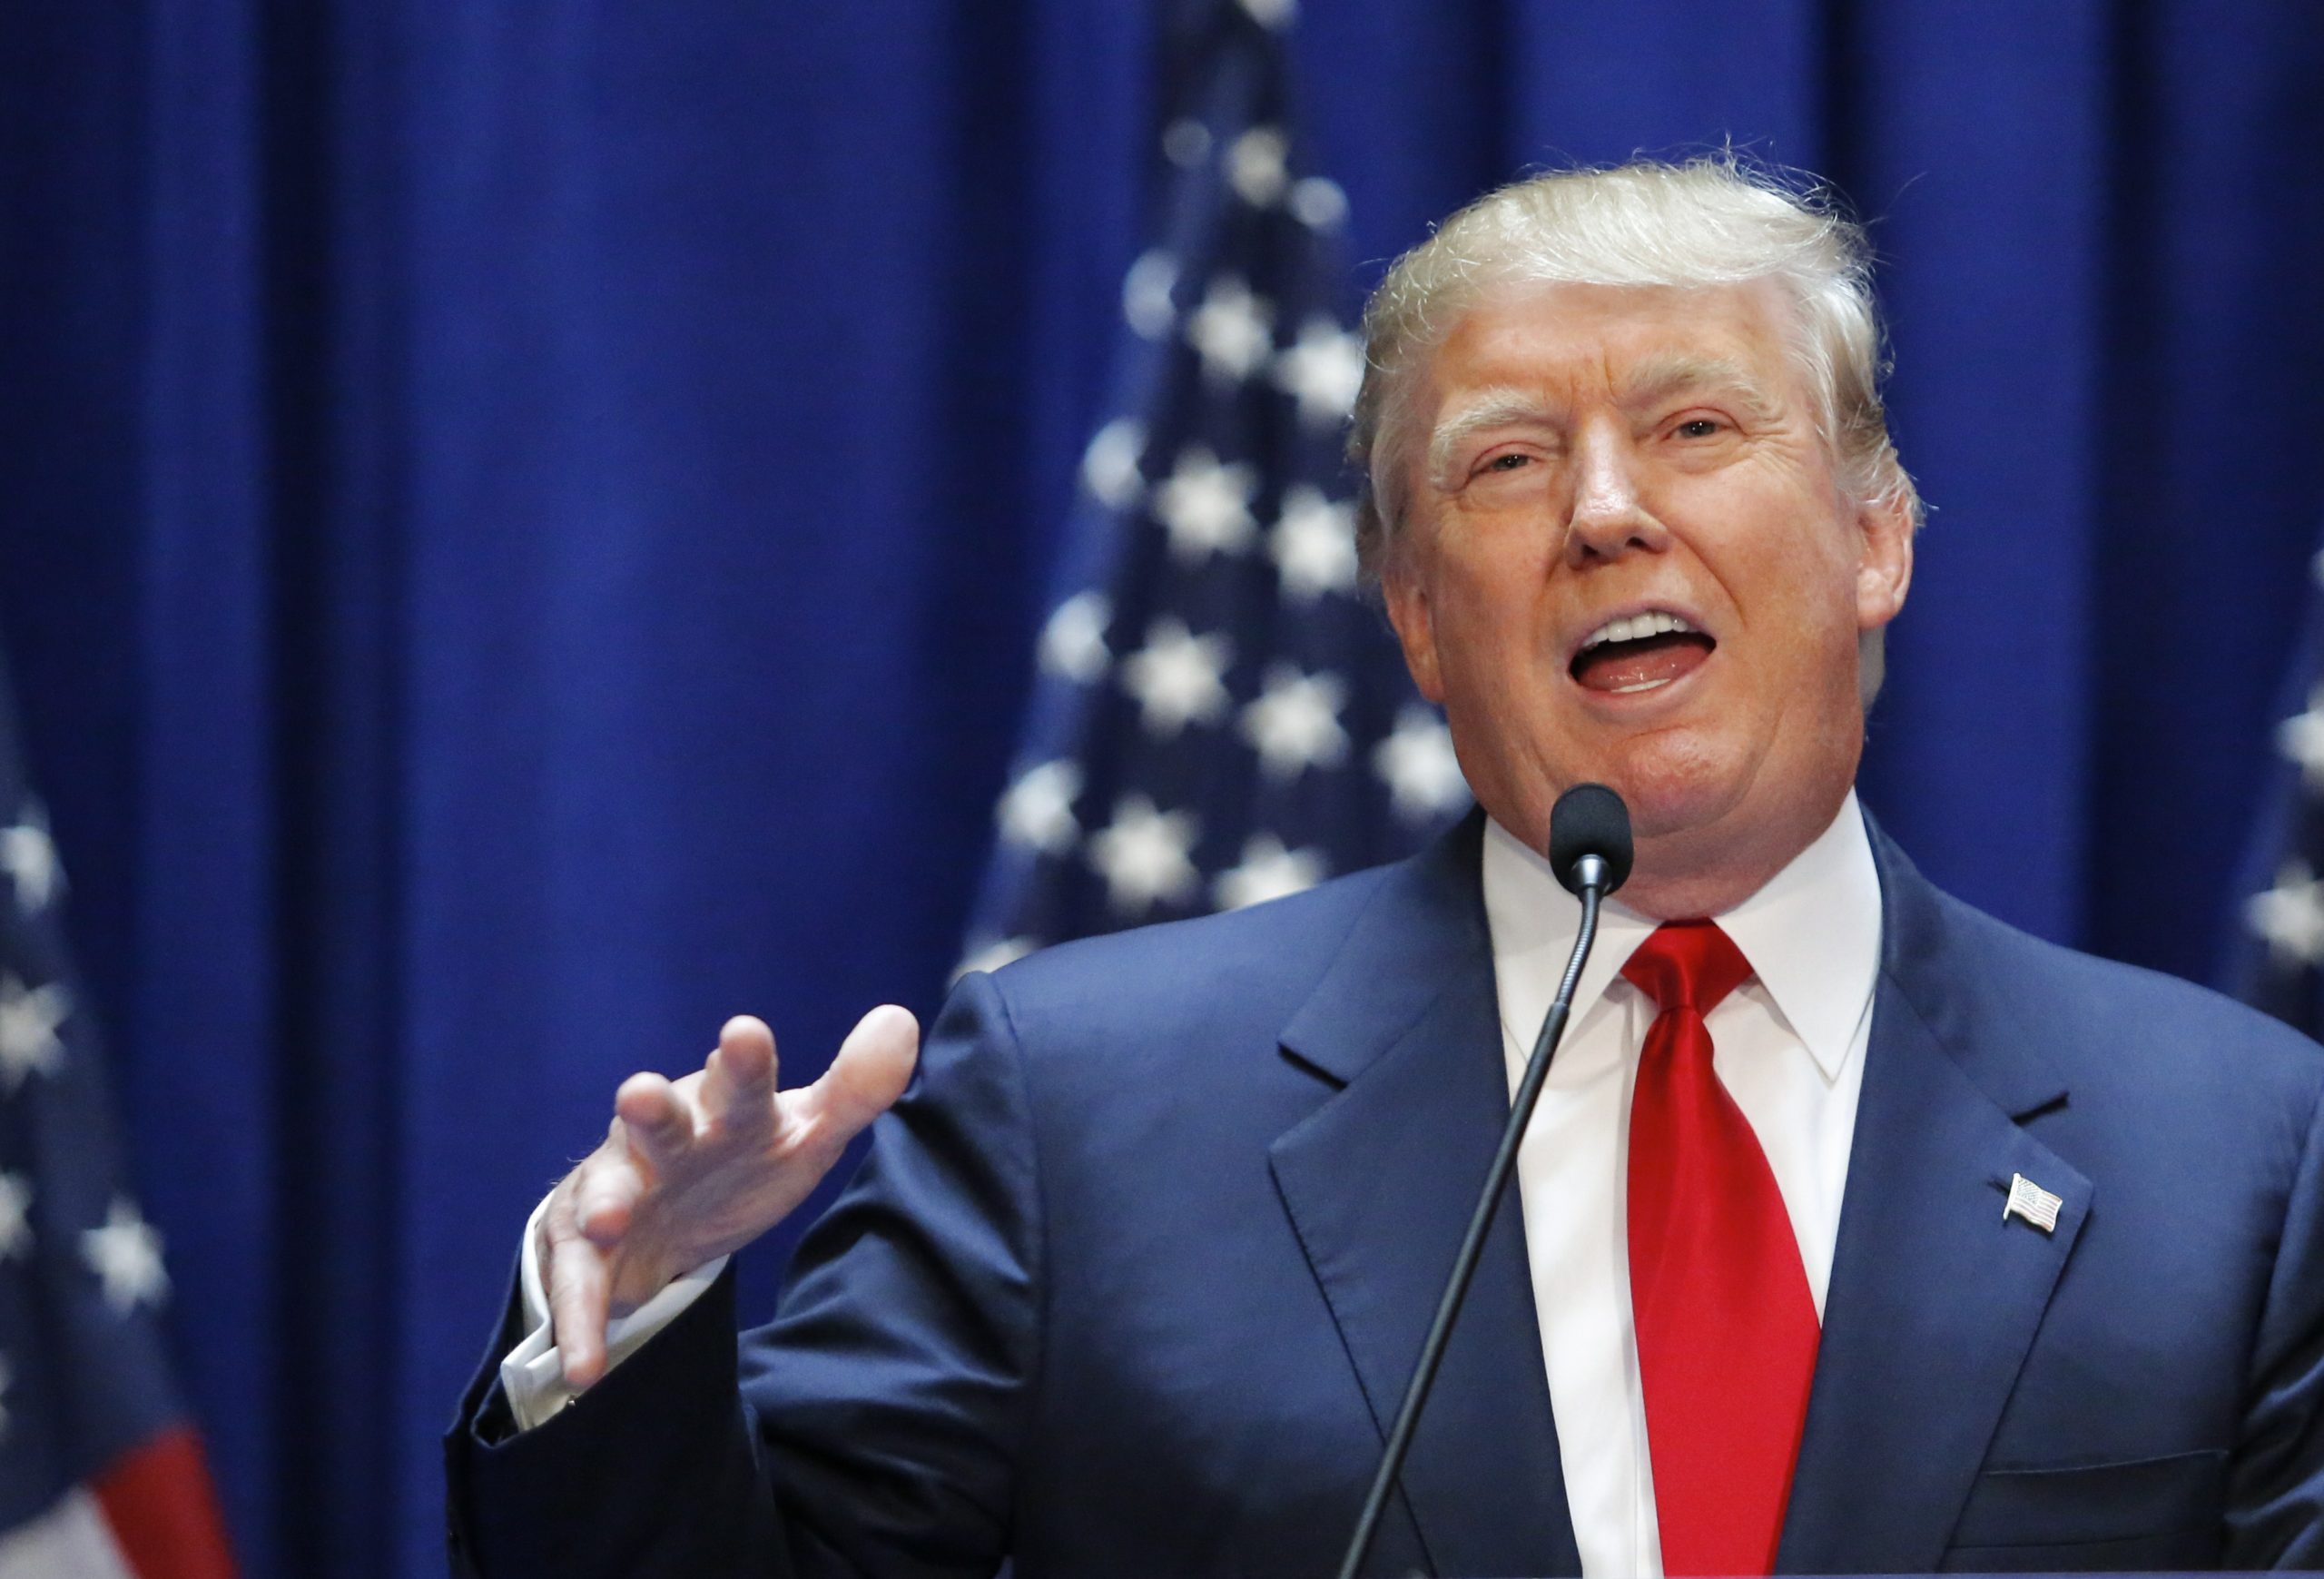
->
[1874, 819, 2324, 1173]
[980, 853, 1396, 1053]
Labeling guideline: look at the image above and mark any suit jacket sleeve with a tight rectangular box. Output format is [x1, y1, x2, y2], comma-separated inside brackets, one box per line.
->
[444, 972, 1042, 1578]
[2228, 1072, 2324, 1566]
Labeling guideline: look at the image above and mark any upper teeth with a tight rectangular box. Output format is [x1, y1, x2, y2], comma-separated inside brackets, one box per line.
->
[1581, 611, 1697, 652]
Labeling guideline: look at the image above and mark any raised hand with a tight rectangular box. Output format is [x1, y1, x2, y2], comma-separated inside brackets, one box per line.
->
[538, 1005, 920, 1389]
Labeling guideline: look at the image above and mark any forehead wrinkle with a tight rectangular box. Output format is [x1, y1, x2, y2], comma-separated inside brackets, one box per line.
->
[1425, 385, 1558, 481]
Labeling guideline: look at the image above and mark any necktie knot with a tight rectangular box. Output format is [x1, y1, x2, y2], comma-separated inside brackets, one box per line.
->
[1621, 919, 1753, 1016]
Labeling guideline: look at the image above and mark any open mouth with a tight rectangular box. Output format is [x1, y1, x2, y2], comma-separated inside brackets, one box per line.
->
[1570, 610, 1716, 695]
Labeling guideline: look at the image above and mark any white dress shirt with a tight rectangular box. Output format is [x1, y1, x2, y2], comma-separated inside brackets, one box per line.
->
[506, 794, 1884, 1579]
[1485, 793, 1880, 1579]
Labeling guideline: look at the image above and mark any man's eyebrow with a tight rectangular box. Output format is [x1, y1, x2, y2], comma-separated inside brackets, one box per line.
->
[1618, 352, 1781, 420]
[1426, 387, 1557, 482]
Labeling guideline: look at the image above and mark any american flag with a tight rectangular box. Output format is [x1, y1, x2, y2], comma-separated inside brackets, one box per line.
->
[2226, 538, 2324, 1033]
[2221, 535, 2324, 1037]
[960, 0, 1468, 969]
[0, 649, 234, 1576]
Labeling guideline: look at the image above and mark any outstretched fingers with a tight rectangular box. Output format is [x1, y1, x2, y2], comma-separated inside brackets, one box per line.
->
[551, 1009, 899, 1393]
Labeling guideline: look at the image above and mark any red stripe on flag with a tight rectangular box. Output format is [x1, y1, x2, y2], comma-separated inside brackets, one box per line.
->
[90, 1426, 238, 1579]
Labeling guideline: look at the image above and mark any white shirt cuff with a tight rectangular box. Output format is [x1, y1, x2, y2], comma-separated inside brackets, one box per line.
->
[499, 1193, 730, 1432]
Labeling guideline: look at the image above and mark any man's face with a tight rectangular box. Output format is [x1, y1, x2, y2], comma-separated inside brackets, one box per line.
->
[1379, 279, 1913, 914]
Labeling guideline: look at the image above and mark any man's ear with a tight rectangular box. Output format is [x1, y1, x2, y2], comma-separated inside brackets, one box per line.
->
[1854, 489, 1914, 633]
[1380, 542, 1447, 703]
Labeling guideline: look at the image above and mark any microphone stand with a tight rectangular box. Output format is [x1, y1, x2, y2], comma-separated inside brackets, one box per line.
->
[1334, 853, 1613, 1579]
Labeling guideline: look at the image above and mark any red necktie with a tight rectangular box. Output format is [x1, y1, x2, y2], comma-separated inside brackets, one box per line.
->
[1624, 921, 1819, 1577]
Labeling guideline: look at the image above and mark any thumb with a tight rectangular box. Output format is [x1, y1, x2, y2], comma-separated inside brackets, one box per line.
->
[812, 1003, 920, 1137]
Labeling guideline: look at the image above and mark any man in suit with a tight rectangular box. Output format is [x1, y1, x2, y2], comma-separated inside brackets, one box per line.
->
[447, 158, 2324, 1575]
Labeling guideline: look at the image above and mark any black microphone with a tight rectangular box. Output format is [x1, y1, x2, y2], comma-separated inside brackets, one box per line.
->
[1547, 780, 1633, 898]
[1334, 784, 1632, 1579]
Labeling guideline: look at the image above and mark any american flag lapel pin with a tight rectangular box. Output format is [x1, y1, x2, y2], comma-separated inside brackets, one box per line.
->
[2003, 1172, 2063, 1234]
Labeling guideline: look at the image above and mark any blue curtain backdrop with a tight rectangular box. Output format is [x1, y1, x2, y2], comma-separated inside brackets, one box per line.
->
[3, 3, 2320, 1575]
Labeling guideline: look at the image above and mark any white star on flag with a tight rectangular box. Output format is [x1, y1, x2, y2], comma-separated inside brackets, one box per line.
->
[1374, 706, 1470, 820]
[1287, 176, 1349, 231]
[1122, 251, 1178, 340]
[998, 761, 1084, 856]
[0, 973, 69, 1091]
[1160, 118, 1212, 169]
[2279, 686, 2324, 790]
[2249, 859, 2324, 966]
[1241, 665, 1349, 779]
[1214, 834, 1328, 911]
[1088, 795, 1202, 913]
[1081, 418, 1148, 508]
[1226, 126, 1289, 207]
[1121, 618, 1235, 737]
[1039, 591, 1114, 684]
[0, 803, 63, 913]
[0, 1171, 30, 1260]
[1236, 0, 1296, 28]
[952, 935, 1038, 983]
[1186, 275, 1275, 382]
[1272, 317, 1365, 429]
[82, 1198, 169, 1313]
[1152, 446, 1259, 561]
[1269, 487, 1359, 601]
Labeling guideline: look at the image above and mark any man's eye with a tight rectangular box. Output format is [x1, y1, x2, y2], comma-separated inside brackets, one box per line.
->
[1482, 453, 1531, 471]
[1673, 418, 1723, 439]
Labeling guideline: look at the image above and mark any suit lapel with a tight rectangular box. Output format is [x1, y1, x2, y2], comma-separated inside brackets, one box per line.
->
[1269, 814, 1581, 1579]
[1777, 823, 2091, 1574]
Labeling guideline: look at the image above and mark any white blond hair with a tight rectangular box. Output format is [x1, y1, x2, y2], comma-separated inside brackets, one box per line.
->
[1349, 154, 1922, 579]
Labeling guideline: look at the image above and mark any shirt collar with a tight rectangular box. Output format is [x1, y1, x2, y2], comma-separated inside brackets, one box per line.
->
[1481, 791, 1882, 1082]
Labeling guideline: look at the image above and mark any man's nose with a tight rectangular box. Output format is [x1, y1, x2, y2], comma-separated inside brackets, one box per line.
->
[1563, 424, 1671, 567]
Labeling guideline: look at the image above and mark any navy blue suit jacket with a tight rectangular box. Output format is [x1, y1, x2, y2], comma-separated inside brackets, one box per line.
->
[448, 813, 2324, 1575]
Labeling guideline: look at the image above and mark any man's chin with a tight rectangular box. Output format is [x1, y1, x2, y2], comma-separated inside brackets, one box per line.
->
[1587, 739, 1749, 844]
